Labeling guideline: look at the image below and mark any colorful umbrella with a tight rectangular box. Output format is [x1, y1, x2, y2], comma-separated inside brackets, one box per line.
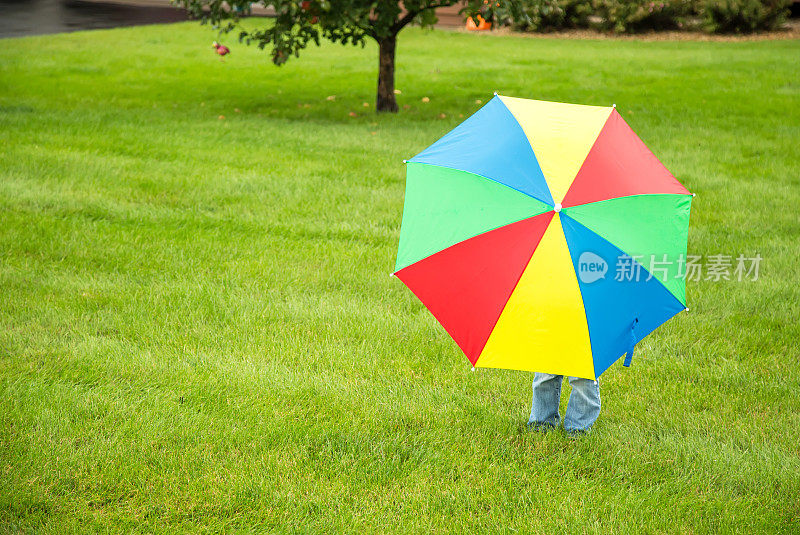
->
[392, 95, 693, 380]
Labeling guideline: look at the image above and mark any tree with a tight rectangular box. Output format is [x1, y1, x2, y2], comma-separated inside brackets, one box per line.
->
[176, 0, 520, 113]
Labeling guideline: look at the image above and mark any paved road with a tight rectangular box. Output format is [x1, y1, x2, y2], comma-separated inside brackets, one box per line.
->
[0, 0, 192, 38]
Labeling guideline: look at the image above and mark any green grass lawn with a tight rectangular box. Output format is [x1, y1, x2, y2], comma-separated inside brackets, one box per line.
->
[1, 21, 799, 533]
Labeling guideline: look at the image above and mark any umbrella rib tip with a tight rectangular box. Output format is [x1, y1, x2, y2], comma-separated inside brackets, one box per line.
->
[402, 160, 408, 164]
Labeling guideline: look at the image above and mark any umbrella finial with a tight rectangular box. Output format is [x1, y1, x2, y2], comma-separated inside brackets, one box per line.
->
[612, 103, 617, 109]
[402, 159, 408, 164]
[493, 91, 498, 96]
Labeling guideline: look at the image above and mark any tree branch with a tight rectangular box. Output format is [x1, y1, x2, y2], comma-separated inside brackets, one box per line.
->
[390, 9, 420, 34]
[390, 0, 461, 33]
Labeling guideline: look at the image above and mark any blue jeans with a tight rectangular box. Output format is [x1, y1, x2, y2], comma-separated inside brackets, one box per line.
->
[528, 373, 601, 432]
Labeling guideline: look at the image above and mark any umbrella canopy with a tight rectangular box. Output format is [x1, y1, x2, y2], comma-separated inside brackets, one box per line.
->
[393, 95, 693, 380]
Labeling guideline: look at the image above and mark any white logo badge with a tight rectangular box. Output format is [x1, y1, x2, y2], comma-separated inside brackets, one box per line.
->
[578, 252, 607, 284]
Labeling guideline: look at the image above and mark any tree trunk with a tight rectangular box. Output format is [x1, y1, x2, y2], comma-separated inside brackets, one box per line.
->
[376, 35, 398, 113]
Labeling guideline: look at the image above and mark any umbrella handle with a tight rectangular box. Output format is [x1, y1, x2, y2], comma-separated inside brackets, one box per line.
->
[623, 318, 639, 367]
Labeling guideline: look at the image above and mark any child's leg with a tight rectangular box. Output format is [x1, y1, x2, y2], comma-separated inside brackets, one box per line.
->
[564, 377, 601, 432]
[528, 373, 563, 428]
